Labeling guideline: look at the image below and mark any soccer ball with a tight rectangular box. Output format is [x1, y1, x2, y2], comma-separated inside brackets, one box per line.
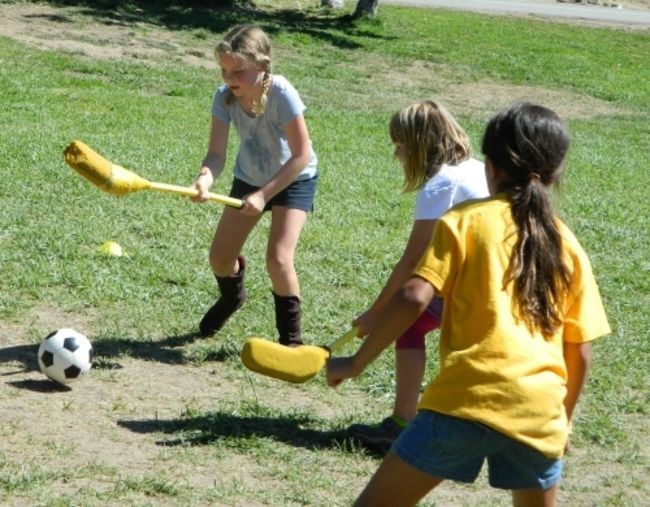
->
[38, 328, 93, 385]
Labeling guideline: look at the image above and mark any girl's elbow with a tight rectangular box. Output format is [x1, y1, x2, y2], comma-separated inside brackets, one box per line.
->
[401, 278, 434, 309]
[296, 151, 312, 169]
[564, 341, 593, 367]
[580, 342, 593, 365]
[286, 152, 310, 174]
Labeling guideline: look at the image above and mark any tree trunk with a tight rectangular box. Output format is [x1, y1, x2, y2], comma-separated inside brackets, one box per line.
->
[354, 0, 379, 17]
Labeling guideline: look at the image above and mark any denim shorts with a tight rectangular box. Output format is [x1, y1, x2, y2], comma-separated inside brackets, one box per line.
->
[392, 410, 563, 490]
[230, 175, 318, 212]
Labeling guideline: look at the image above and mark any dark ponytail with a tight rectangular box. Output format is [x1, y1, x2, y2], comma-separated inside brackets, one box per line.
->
[482, 103, 572, 338]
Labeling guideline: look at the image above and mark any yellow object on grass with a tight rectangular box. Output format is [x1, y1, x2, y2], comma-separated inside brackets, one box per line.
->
[98, 241, 124, 257]
[240, 327, 358, 384]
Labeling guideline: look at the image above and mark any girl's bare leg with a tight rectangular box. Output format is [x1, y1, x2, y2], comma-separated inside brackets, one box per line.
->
[394, 348, 426, 422]
[198, 207, 262, 336]
[266, 206, 307, 296]
[354, 451, 443, 507]
[209, 207, 261, 276]
[512, 486, 558, 507]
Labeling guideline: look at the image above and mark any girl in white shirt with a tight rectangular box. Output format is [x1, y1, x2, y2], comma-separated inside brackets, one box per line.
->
[348, 100, 489, 453]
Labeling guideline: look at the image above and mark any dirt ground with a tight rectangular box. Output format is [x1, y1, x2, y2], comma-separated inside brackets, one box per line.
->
[0, 2, 648, 505]
[0, 1, 648, 68]
[0, 1, 644, 124]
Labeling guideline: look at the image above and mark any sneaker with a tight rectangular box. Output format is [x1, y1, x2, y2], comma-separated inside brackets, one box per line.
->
[348, 416, 405, 455]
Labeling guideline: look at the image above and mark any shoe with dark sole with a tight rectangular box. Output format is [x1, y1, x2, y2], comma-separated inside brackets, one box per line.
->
[348, 416, 405, 455]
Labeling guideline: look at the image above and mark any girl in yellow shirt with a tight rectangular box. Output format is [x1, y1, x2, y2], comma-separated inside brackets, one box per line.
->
[327, 103, 610, 507]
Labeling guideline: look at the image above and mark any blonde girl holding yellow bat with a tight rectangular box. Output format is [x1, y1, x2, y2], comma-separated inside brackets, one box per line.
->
[192, 25, 318, 345]
[347, 100, 489, 453]
[327, 103, 610, 507]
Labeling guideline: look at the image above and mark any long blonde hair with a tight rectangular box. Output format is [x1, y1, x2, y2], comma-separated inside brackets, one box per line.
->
[215, 25, 272, 116]
[390, 100, 472, 192]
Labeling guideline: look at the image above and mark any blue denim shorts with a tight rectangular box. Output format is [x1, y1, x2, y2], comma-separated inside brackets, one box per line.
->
[392, 410, 563, 490]
[230, 175, 318, 212]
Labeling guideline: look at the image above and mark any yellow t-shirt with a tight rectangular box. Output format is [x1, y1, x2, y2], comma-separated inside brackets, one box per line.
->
[414, 194, 611, 458]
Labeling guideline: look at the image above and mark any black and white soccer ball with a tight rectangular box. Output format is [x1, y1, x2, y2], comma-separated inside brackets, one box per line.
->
[38, 328, 93, 385]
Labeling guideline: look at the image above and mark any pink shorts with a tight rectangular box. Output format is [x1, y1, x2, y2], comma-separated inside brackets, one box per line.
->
[395, 297, 442, 350]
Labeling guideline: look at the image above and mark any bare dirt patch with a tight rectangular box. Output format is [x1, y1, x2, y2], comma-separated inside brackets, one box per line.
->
[0, 304, 368, 505]
[6, 304, 646, 505]
[384, 59, 631, 120]
[0, 3, 215, 68]
[0, 3, 632, 122]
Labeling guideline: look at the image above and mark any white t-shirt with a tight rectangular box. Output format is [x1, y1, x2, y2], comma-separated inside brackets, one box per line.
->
[414, 158, 489, 220]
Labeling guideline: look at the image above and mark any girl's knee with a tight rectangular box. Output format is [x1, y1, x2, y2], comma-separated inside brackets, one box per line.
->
[395, 311, 440, 349]
[209, 250, 241, 277]
[396, 332, 426, 350]
[266, 251, 294, 277]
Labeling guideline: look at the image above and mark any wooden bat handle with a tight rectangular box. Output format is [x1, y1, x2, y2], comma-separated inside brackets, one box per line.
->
[324, 327, 359, 355]
[147, 182, 245, 208]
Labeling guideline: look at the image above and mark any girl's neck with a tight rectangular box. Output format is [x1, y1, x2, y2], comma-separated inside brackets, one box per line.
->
[239, 74, 272, 116]
[238, 89, 262, 115]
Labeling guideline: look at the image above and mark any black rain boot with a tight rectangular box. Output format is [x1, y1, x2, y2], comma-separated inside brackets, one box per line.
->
[199, 256, 247, 337]
[273, 292, 303, 347]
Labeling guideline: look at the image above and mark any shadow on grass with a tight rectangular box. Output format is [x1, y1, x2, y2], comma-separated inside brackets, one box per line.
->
[28, 0, 394, 50]
[0, 343, 81, 390]
[7, 378, 72, 392]
[90, 331, 241, 364]
[0, 331, 240, 375]
[118, 409, 365, 453]
[0, 343, 40, 374]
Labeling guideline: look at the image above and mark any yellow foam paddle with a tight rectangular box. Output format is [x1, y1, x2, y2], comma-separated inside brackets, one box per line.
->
[64, 140, 244, 208]
[240, 327, 359, 383]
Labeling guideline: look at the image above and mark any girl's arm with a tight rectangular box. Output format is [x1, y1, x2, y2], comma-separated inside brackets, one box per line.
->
[243, 114, 312, 214]
[354, 220, 436, 335]
[193, 117, 229, 202]
[563, 341, 593, 424]
[327, 276, 435, 387]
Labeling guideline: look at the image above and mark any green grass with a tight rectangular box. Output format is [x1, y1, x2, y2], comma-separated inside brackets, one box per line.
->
[0, 1, 648, 505]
